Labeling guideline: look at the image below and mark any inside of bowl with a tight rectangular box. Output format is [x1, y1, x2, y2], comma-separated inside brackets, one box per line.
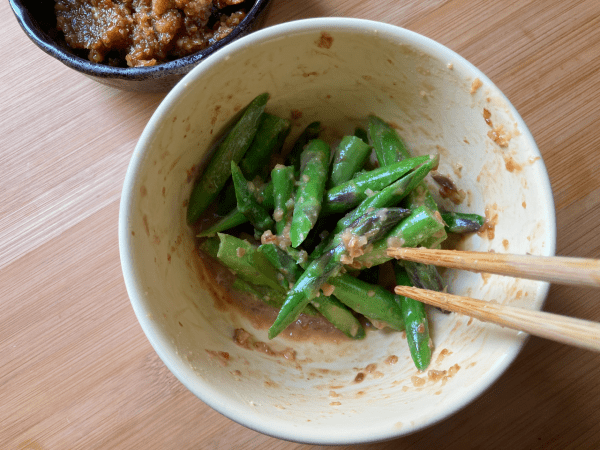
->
[122, 20, 555, 444]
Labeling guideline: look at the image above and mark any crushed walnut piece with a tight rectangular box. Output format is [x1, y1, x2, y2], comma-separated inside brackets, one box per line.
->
[261, 227, 291, 249]
[321, 283, 335, 297]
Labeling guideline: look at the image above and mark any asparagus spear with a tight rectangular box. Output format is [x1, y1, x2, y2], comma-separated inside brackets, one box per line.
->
[200, 236, 307, 312]
[271, 165, 295, 235]
[240, 113, 291, 180]
[216, 233, 286, 293]
[197, 181, 274, 237]
[310, 295, 366, 339]
[441, 211, 485, 234]
[312, 157, 436, 260]
[404, 183, 442, 217]
[231, 278, 321, 315]
[261, 243, 406, 333]
[187, 92, 269, 224]
[332, 154, 439, 235]
[286, 121, 321, 172]
[368, 115, 444, 224]
[268, 207, 407, 339]
[289, 139, 330, 248]
[368, 115, 410, 167]
[327, 274, 405, 331]
[328, 135, 372, 188]
[199, 236, 220, 259]
[257, 244, 303, 285]
[394, 264, 432, 371]
[231, 162, 274, 231]
[322, 155, 432, 215]
[231, 278, 286, 309]
[258, 243, 365, 339]
[402, 260, 445, 292]
[368, 116, 447, 301]
[199, 155, 434, 237]
[399, 259, 445, 368]
[355, 206, 446, 268]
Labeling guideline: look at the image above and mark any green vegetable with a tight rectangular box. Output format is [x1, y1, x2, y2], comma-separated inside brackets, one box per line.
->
[402, 260, 445, 292]
[199, 237, 220, 259]
[368, 115, 409, 167]
[187, 92, 269, 224]
[199, 154, 434, 237]
[197, 181, 274, 237]
[355, 206, 446, 268]
[286, 121, 321, 172]
[257, 244, 303, 285]
[231, 278, 320, 315]
[264, 243, 402, 334]
[394, 265, 431, 371]
[258, 243, 365, 339]
[269, 207, 407, 339]
[322, 155, 433, 215]
[312, 156, 436, 259]
[354, 126, 369, 144]
[368, 115, 446, 303]
[368, 115, 446, 237]
[202, 236, 303, 312]
[332, 154, 439, 235]
[289, 139, 330, 248]
[189, 106, 488, 370]
[328, 135, 372, 188]
[216, 233, 285, 293]
[310, 295, 366, 339]
[231, 278, 286, 309]
[240, 113, 291, 180]
[404, 183, 442, 218]
[328, 274, 405, 331]
[271, 165, 295, 235]
[441, 211, 485, 234]
[231, 161, 274, 231]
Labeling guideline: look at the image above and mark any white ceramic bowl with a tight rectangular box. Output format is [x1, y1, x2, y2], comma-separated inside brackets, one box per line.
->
[119, 18, 556, 444]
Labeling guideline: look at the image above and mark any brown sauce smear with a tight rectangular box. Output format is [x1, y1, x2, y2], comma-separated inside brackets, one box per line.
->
[477, 203, 499, 240]
[316, 32, 333, 49]
[193, 244, 348, 342]
[504, 155, 523, 173]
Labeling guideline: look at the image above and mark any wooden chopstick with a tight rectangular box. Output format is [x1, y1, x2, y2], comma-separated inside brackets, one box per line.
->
[394, 286, 600, 352]
[387, 247, 600, 288]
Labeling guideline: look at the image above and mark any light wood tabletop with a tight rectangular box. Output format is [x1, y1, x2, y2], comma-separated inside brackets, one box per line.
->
[3, 1, 600, 448]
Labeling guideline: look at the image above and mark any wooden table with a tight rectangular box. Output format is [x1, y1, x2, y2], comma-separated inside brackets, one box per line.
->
[3, 1, 599, 448]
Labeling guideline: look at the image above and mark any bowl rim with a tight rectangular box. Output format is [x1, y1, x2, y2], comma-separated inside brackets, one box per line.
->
[8, 0, 271, 80]
[119, 17, 557, 444]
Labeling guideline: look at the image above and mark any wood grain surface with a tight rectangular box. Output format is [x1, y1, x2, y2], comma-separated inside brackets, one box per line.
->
[2, 0, 599, 448]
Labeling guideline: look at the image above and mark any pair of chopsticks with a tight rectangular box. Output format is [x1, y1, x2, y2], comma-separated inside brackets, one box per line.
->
[387, 247, 600, 352]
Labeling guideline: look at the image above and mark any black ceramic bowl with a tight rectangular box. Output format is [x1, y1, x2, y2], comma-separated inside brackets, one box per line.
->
[9, 0, 272, 92]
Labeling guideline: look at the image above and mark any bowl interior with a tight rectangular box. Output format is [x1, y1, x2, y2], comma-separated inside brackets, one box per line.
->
[119, 19, 555, 444]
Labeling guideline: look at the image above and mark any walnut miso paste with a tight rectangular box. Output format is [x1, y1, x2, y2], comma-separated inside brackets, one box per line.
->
[55, 0, 247, 67]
